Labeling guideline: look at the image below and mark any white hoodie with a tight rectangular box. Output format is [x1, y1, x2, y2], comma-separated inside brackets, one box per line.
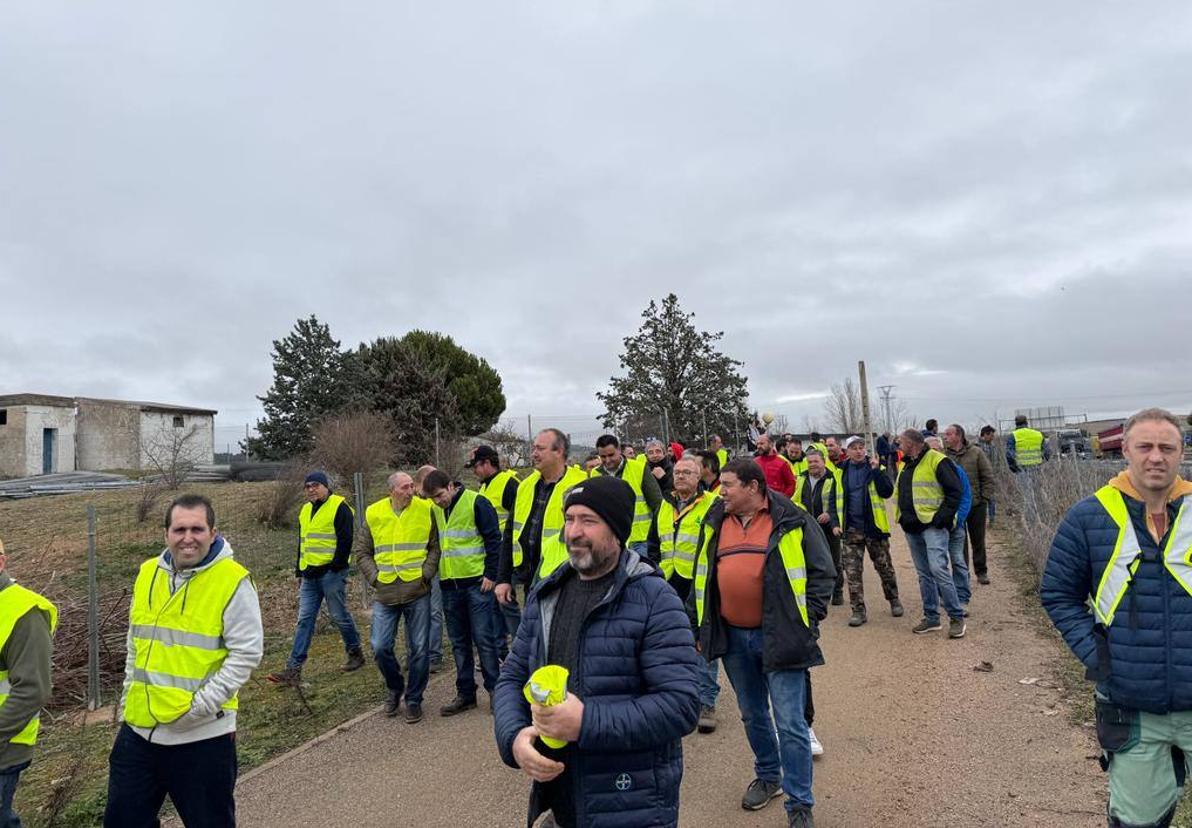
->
[119, 537, 264, 745]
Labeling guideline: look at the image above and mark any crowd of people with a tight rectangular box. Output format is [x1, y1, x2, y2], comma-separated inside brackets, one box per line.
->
[0, 406, 1184, 828]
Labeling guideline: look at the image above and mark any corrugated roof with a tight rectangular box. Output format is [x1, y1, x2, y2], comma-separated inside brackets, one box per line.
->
[0, 393, 217, 416]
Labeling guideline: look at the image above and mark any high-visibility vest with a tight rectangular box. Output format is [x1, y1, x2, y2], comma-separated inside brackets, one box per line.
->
[835, 467, 892, 534]
[298, 494, 349, 571]
[1014, 428, 1045, 467]
[510, 466, 588, 577]
[124, 556, 249, 728]
[785, 456, 808, 477]
[895, 449, 948, 525]
[794, 472, 842, 526]
[0, 584, 57, 745]
[1093, 487, 1192, 627]
[716, 449, 729, 471]
[478, 470, 519, 538]
[433, 489, 486, 581]
[655, 491, 718, 580]
[365, 497, 433, 584]
[695, 523, 809, 628]
[589, 460, 653, 543]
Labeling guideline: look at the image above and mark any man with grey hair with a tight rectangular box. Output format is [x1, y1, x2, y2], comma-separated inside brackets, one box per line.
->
[1043, 408, 1192, 827]
[356, 471, 441, 722]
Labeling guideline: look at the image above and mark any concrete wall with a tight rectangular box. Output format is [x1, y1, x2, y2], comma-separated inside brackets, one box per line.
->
[0, 406, 28, 477]
[76, 400, 140, 470]
[13, 405, 77, 476]
[139, 411, 215, 470]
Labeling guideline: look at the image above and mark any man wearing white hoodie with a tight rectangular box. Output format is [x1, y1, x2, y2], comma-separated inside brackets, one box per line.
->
[104, 494, 263, 827]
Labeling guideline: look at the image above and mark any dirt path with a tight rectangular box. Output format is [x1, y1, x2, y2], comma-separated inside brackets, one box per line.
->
[230, 532, 1105, 827]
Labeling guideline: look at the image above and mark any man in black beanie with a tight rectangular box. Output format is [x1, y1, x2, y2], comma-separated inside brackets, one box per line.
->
[494, 475, 701, 828]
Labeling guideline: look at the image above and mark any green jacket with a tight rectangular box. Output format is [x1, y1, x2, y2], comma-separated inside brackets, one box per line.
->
[0, 574, 54, 771]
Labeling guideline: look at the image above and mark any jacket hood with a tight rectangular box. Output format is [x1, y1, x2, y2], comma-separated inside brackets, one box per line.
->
[1107, 471, 1192, 504]
[158, 535, 234, 574]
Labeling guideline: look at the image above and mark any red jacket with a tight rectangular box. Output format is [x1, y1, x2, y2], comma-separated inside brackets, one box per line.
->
[754, 453, 795, 497]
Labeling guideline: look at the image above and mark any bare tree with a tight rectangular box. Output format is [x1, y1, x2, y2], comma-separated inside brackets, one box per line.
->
[311, 411, 398, 486]
[142, 424, 204, 489]
[480, 424, 532, 470]
[822, 378, 864, 434]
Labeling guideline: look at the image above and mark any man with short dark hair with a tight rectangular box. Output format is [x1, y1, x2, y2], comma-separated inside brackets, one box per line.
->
[592, 434, 662, 555]
[838, 437, 902, 627]
[1043, 408, 1192, 827]
[106, 494, 263, 827]
[268, 470, 362, 686]
[978, 425, 999, 526]
[423, 469, 504, 716]
[922, 419, 939, 439]
[414, 464, 446, 673]
[695, 458, 835, 826]
[468, 446, 521, 644]
[495, 475, 701, 828]
[754, 433, 796, 497]
[784, 438, 808, 477]
[697, 449, 722, 493]
[794, 450, 843, 607]
[710, 434, 730, 473]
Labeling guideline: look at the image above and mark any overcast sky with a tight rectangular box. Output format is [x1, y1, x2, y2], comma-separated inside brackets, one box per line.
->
[3, 2, 1190, 450]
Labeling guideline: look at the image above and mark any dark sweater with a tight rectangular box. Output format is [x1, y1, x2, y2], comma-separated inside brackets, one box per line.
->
[0, 575, 54, 771]
[295, 498, 354, 578]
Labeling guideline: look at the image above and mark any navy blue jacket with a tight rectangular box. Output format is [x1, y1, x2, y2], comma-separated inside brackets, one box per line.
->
[493, 549, 701, 827]
[1042, 484, 1192, 713]
[839, 459, 894, 537]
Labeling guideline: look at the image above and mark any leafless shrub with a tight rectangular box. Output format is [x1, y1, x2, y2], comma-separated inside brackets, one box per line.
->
[134, 480, 167, 523]
[254, 460, 308, 529]
[311, 411, 398, 487]
[143, 424, 205, 489]
[478, 424, 531, 470]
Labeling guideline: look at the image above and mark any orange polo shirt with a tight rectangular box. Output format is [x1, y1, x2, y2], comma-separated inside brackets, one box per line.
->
[716, 505, 772, 628]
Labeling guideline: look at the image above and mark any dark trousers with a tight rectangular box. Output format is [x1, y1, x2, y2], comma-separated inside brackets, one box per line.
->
[963, 502, 989, 576]
[0, 760, 29, 828]
[442, 583, 504, 699]
[826, 532, 844, 599]
[104, 725, 238, 828]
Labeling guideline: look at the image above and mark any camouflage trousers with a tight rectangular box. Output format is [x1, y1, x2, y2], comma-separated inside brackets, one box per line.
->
[842, 529, 900, 612]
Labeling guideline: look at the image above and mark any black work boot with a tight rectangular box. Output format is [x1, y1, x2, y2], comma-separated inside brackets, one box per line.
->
[890, 599, 905, 618]
[343, 647, 365, 672]
[384, 690, 401, 717]
[831, 592, 844, 606]
[848, 608, 867, 627]
[440, 695, 478, 717]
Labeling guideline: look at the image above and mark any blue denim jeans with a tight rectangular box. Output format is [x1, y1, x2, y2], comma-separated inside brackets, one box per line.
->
[370, 595, 431, 705]
[946, 524, 972, 606]
[721, 625, 813, 812]
[286, 569, 361, 669]
[906, 527, 964, 623]
[699, 658, 722, 708]
[442, 584, 504, 698]
[0, 761, 28, 828]
[428, 574, 444, 663]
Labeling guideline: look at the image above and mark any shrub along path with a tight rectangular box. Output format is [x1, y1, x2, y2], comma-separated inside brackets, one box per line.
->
[228, 529, 1105, 827]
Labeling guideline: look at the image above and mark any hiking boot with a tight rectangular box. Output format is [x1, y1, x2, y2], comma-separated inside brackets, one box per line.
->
[266, 666, 301, 687]
[404, 703, 423, 724]
[890, 599, 905, 618]
[977, 573, 991, 585]
[912, 618, 942, 634]
[949, 618, 967, 639]
[848, 609, 867, 627]
[698, 705, 717, 734]
[428, 659, 443, 674]
[741, 778, 782, 811]
[384, 691, 401, 718]
[788, 806, 815, 828]
[808, 727, 823, 758]
[342, 647, 365, 672]
[440, 695, 477, 717]
[831, 592, 844, 606]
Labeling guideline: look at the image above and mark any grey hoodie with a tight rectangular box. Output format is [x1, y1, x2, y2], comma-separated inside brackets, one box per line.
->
[119, 537, 263, 745]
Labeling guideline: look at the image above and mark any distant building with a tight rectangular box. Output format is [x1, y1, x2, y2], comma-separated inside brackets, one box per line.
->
[0, 394, 217, 477]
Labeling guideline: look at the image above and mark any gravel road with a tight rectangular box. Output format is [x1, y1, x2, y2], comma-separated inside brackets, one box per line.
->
[229, 532, 1105, 827]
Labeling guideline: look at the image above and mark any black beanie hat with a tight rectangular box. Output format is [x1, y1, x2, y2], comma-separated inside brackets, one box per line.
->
[563, 475, 636, 546]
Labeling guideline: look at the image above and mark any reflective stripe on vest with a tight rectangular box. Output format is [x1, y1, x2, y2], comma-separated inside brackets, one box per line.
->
[298, 494, 348, 570]
[694, 524, 809, 628]
[365, 497, 433, 583]
[1093, 487, 1192, 627]
[479, 470, 518, 537]
[124, 556, 249, 728]
[590, 461, 653, 543]
[656, 492, 717, 580]
[434, 489, 486, 580]
[0, 584, 57, 746]
[896, 450, 947, 525]
[794, 473, 839, 525]
[1014, 428, 1045, 467]
[512, 467, 588, 575]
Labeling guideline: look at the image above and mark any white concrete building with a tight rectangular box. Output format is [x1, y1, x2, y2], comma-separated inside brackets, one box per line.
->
[0, 394, 217, 477]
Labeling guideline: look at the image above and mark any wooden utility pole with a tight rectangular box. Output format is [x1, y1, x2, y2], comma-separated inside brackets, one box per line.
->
[858, 360, 876, 454]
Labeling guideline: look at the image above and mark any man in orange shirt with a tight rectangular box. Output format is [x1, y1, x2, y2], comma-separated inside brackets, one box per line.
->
[694, 458, 836, 828]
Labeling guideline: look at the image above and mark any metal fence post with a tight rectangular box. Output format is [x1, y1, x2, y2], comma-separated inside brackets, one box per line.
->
[86, 505, 100, 711]
[353, 471, 365, 527]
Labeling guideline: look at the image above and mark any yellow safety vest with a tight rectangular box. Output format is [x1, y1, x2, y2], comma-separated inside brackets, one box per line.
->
[655, 491, 718, 580]
[591, 460, 653, 543]
[510, 466, 588, 577]
[124, 556, 250, 728]
[433, 489, 486, 581]
[716, 449, 729, 472]
[794, 472, 842, 527]
[1014, 428, 1045, 467]
[365, 497, 433, 584]
[785, 456, 809, 477]
[478, 470, 519, 538]
[298, 494, 349, 570]
[0, 584, 57, 745]
[1093, 486, 1192, 627]
[828, 467, 892, 534]
[694, 524, 809, 628]
[895, 449, 947, 525]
